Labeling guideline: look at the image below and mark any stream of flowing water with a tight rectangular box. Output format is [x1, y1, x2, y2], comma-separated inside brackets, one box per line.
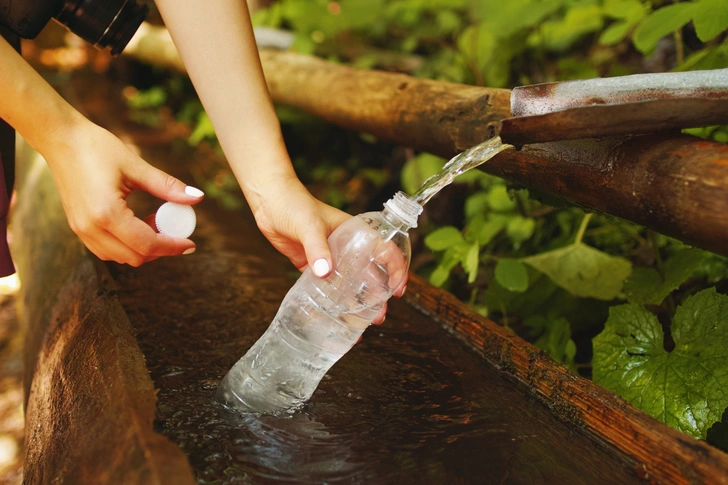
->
[413, 136, 513, 206]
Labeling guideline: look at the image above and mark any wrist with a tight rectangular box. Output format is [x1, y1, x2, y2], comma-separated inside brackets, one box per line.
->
[29, 105, 90, 162]
[241, 168, 303, 215]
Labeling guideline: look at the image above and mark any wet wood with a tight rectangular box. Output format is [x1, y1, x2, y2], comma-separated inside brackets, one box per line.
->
[123, 25, 728, 257]
[404, 273, 728, 485]
[11, 144, 196, 484]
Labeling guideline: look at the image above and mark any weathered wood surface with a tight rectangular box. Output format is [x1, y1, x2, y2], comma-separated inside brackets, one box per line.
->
[404, 273, 728, 485]
[124, 22, 511, 156]
[123, 23, 728, 257]
[493, 135, 728, 257]
[12, 144, 196, 484]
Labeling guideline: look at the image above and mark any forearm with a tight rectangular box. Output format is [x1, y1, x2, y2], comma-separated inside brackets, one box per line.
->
[154, 0, 296, 209]
[0, 36, 85, 157]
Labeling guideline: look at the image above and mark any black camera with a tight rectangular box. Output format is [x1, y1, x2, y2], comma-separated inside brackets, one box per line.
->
[0, 0, 149, 56]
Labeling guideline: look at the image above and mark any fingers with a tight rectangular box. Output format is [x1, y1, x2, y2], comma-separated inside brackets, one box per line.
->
[70, 199, 195, 267]
[81, 229, 145, 266]
[109, 210, 195, 259]
[299, 220, 334, 279]
[127, 162, 205, 205]
[371, 304, 387, 325]
[394, 273, 409, 298]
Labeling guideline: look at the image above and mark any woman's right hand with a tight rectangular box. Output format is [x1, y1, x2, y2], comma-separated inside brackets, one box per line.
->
[41, 118, 204, 266]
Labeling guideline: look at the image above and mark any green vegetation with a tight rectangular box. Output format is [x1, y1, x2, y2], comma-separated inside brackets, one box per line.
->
[128, 0, 728, 443]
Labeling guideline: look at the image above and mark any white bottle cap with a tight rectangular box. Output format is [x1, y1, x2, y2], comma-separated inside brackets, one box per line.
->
[155, 202, 197, 238]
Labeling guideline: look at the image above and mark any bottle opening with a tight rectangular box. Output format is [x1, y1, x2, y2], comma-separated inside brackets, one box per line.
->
[384, 192, 422, 228]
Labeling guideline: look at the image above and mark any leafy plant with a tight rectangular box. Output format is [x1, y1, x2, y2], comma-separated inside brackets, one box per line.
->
[593, 288, 728, 439]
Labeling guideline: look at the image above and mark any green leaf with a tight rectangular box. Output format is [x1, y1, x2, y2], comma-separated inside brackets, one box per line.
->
[599, 20, 634, 45]
[599, 0, 648, 47]
[633, 3, 695, 54]
[401, 153, 445, 195]
[522, 243, 632, 300]
[424, 226, 464, 251]
[462, 242, 480, 283]
[529, 5, 604, 52]
[476, 214, 509, 245]
[593, 288, 728, 439]
[484, 268, 559, 318]
[464, 191, 490, 220]
[624, 249, 704, 305]
[429, 246, 461, 287]
[535, 316, 576, 368]
[474, 0, 563, 38]
[692, 0, 728, 42]
[487, 185, 517, 212]
[506, 216, 536, 244]
[603, 0, 647, 20]
[494, 259, 529, 292]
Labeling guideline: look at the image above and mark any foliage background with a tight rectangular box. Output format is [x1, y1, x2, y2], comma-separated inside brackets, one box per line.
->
[128, 0, 728, 445]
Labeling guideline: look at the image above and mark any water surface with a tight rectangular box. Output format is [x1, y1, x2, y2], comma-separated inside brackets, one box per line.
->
[110, 162, 645, 483]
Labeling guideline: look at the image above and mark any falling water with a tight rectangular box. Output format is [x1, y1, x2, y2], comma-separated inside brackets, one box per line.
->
[413, 136, 513, 206]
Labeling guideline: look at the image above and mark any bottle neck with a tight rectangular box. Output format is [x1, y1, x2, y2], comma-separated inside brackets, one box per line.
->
[383, 191, 422, 231]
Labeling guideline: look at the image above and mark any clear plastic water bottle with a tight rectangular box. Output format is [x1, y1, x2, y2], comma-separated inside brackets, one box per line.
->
[216, 192, 422, 414]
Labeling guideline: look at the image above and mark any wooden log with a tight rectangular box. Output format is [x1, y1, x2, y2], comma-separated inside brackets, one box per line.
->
[124, 23, 511, 156]
[11, 143, 196, 484]
[404, 273, 728, 485]
[494, 135, 728, 256]
[123, 24, 728, 256]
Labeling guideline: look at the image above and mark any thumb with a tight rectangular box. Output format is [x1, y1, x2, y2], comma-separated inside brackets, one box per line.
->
[300, 224, 334, 279]
[129, 162, 205, 204]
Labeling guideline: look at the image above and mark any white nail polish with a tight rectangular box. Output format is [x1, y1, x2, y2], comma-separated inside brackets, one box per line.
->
[185, 186, 205, 198]
[156, 202, 197, 239]
[183, 248, 196, 255]
[313, 258, 330, 277]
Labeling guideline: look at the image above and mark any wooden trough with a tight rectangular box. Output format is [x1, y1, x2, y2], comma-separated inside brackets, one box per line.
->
[11, 61, 728, 483]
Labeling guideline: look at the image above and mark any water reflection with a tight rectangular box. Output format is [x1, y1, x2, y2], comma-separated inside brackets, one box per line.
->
[218, 409, 363, 482]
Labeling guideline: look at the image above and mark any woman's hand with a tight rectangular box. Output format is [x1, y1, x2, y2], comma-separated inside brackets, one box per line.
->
[42, 119, 204, 266]
[250, 176, 350, 275]
[250, 177, 407, 326]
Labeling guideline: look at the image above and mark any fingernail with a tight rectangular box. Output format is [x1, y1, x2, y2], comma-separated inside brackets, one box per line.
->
[401, 285, 407, 296]
[313, 258, 330, 277]
[183, 247, 196, 255]
[185, 186, 205, 198]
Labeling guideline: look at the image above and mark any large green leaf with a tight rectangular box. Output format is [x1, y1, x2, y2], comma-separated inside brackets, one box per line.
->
[593, 288, 728, 439]
[624, 249, 704, 305]
[692, 0, 728, 42]
[522, 243, 632, 300]
[633, 3, 695, 54]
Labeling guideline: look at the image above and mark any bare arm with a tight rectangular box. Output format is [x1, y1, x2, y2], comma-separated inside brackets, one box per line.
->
[155, 0, 350, 276]
[0, 36, 201, 265]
